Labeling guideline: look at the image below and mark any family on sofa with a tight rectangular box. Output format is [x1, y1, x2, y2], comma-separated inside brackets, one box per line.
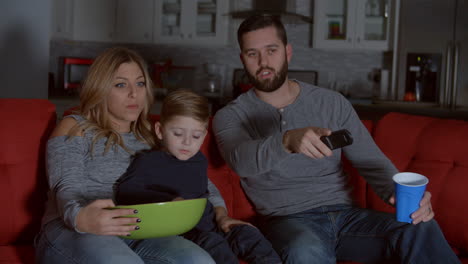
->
[7, 14, 460, 264]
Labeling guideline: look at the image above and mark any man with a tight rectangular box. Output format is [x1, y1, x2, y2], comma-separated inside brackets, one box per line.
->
[213, 14, 459, 263]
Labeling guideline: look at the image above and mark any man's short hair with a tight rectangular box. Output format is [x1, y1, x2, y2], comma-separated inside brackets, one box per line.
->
[237, 14, 288, 50]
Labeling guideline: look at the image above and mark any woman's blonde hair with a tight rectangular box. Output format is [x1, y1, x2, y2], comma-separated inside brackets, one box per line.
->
[71, 46, 156, 153]
[157, 90, 210, 148]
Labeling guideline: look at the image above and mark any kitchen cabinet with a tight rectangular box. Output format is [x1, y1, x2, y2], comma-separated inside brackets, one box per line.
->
[394, 0, 468, 109]
[72, 0, 115, 42]
[53, 0, 154, 43]
[51, 0, 73, 39]
[313, 0, 393, 50]
[114, 0, 154, 43]
[153, 0, 228, 45]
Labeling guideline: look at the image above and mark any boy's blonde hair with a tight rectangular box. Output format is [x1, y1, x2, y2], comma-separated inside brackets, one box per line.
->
[71, 46, 156, 153]
[159, 89, 210, 127]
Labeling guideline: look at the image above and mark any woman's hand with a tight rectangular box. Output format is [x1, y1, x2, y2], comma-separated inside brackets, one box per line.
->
[76, 199, 140, 236]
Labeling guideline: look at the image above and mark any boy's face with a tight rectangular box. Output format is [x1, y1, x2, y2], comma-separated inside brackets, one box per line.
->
[155, 116, 207, 161]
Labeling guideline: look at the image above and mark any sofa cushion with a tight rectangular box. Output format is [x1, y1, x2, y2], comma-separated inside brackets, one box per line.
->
[229, 171, 257, 223]
[0, 99, 56, 245]
[370, 112, 468, 254]
[0, 245, 36, 264]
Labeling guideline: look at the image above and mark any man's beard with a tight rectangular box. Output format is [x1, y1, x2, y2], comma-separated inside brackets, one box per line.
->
[245, 59, 288, 93]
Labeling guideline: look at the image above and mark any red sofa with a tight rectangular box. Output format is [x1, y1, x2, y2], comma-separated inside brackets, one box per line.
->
[1, 98, 467, 263]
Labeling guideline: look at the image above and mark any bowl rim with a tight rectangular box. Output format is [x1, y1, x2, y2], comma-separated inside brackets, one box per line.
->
[110, 197, 207, 209]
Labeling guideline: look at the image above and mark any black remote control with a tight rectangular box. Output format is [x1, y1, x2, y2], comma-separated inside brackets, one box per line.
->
[320, 129, 353, 150]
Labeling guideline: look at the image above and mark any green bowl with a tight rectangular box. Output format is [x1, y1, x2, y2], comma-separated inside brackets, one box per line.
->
[113, 198, 207, 239]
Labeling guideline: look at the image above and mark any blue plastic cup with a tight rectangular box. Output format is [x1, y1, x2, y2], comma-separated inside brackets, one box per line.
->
[393, 172, 429, 223]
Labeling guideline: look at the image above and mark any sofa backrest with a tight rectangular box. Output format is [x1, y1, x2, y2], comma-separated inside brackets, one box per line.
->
[0, 99, 56, 245]
[369, 112, 468, 254]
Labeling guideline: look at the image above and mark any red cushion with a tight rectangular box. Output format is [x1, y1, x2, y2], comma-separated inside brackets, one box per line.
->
[0, 99, 56, 245]
[371, 112, 468, 254]
[0, 245, 36, 264]
[229, 171, 257, 223]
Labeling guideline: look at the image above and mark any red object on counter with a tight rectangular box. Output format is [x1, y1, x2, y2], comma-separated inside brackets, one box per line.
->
[152, 59, 173, 88]
[62, 57, 94, 91]
[403, 91, 417, 101]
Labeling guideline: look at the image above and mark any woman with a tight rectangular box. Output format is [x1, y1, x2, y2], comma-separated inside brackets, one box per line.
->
[35, 47, 217, 264]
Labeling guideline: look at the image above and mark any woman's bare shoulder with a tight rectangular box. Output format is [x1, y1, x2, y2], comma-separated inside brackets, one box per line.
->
[50, 117, 83, 138]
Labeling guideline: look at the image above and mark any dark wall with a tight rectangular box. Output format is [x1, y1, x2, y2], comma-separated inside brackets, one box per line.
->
[0, 0, 51, 99]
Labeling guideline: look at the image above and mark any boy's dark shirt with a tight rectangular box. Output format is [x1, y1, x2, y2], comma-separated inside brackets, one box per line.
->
[114, 150, 216, 231]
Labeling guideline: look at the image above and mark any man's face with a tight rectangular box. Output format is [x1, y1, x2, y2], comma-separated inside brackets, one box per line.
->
[240, 26, 292, 93]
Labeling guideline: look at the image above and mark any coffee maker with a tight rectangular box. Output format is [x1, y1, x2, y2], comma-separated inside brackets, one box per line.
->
[405, 53, 441, 102]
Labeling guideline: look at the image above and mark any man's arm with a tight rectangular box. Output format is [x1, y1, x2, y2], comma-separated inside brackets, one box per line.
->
[213, 107, 291, 176]
[336, 96, 398, 202]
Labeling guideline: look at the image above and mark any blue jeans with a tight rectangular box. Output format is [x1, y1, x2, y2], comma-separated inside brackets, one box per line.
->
[258, 204, 460, 264]
[35, 218, 215, 264]
[184, 224, 281, 264]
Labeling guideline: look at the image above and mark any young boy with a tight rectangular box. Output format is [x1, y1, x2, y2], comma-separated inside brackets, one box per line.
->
[114, 90, 281, 264]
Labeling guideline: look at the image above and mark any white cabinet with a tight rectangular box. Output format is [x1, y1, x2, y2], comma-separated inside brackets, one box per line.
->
[72, 0, 115, 42]
[114, 0, 154, 43]
[313, 0, 393, 50]
[51, 0, 73, 39]
[54, 0, 154, 43]
[154, 0, 228, 45]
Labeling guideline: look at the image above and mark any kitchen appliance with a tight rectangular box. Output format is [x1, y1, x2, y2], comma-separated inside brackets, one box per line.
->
[228, 0, 313, 24]
[370, 68, 390, 101]
[151, 61, 195, 97]
[404, 53, 441, 102]
[201, 63, 222, 93]
[393, 0, 468, 109]
[55, 57, 93, 97]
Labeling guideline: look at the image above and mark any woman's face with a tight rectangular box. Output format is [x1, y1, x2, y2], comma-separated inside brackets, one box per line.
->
[107, 62, 147, 132]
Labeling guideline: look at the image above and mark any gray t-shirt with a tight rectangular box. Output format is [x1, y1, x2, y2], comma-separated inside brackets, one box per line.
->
[213, 81, 397, 216]
[42, 115, 226, 231]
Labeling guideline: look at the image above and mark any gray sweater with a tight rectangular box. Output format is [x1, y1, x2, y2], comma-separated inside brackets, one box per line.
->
[213, 81, 397, 216]
[42, 115, 226, 231]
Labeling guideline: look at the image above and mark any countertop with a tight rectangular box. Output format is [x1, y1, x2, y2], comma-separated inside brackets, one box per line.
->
[349, 99, 468, 121]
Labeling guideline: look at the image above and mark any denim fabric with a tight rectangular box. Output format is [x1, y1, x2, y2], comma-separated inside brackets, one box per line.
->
[34, 218, 215, 264]
[258, 205, 460, 264]
[184, 224, 281, 264]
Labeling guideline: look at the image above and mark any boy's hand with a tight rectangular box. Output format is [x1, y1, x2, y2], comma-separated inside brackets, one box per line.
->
[216, 215, 254, 233]
[213, 206, 255, 232]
